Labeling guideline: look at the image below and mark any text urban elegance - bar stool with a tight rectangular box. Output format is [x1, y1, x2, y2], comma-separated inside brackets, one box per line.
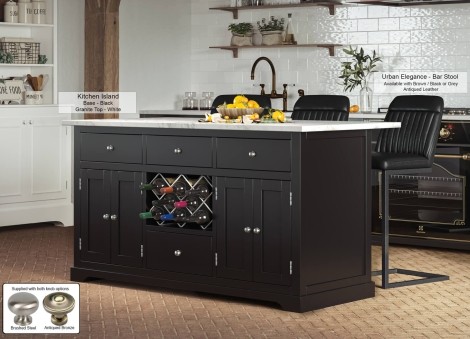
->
[372, 95, 449, 288]
[291, 95, 350, 121]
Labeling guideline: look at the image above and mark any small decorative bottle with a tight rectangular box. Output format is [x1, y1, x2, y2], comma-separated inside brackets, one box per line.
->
[284, 13, 296, 45]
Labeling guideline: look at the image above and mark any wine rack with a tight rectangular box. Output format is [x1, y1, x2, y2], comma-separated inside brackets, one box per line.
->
[143, 173, 213, 231]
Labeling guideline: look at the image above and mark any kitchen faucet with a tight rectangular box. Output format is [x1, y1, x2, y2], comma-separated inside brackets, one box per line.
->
[250, 57, 288, 111]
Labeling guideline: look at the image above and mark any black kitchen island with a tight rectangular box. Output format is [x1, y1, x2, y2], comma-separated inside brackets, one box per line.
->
[65, 118, 399, 312]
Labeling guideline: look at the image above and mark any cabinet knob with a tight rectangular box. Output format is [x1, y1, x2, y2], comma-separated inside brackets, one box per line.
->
[106, 145, 114, 151]
[174, 250, 182, 257]
[22, 120, 26, 125]
[29, 120, 33, 125]
[244, 227, 252, 233]
[248, 151, 256, 158]
[174, 148, 182, 155]
[8, 292, 39, 326]
[43, 292, 75, 326]
[102, 214, 110, 220]
[253, 228, 261, 234]
[110, 214, 118, 221]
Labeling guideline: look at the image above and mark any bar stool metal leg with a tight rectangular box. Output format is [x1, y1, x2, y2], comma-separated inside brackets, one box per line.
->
[372, 170, 450, 289]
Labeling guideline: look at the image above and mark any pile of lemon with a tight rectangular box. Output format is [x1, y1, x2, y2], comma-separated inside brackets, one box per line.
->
[263, 109, 286, 123]
[223, 95, 260, 109]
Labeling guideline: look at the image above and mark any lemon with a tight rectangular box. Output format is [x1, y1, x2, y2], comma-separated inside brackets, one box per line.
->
[251, 113, 260, 120]
[233, 95, 249, 105]
[247, 100, 259, 108]
[277, 113, 286, 123]
[224, 115, 230, 120]
[271, 110, 282, 121]
[234, 102, 246, 109]
[226, 103, 236, 108]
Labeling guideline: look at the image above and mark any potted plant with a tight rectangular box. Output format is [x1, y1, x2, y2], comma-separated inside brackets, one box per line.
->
[228, 22, 254, 46]
[257, 16, 285, 45]
[339, 45, 381, 113]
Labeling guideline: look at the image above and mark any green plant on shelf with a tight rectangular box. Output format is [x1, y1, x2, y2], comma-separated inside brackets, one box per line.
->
[38, 54, 48, 64]
[257, 16, 285, 32]
[0, 51, 14, 64]
[228, 22, 253, 36]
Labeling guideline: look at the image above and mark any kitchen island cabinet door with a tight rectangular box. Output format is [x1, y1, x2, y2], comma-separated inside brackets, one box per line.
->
[80, 169, 111, 264]
[215, 177, 253, 281]
[216, 177, 292, 286]
[252, 180, 291, 286]
[80, 169, 143, 267]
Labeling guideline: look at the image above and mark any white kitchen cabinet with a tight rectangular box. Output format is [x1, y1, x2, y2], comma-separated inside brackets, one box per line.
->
[0, 0, 72, 227]
[0, 106, 73, 227]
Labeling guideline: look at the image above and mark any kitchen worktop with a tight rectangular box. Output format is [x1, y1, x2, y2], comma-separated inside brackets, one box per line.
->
[350, 113, 470, 121]
[63, 117, 400, 133]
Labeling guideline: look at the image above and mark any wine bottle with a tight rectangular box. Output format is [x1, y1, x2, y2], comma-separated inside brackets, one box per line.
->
[185, 184, 210, 198]
[140, 179, 167, 191]
[160, 208, 188, 222]
[139, 207, 165, 221]
[185, 195, 200, 211]
[160, 181, 189, 196]
[284, 13, 296, 44]
[151, 193, 177, 207]
[187, 210, 210, 225]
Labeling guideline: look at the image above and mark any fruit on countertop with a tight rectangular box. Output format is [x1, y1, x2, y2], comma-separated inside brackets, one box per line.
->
[349, 105, 359, 113]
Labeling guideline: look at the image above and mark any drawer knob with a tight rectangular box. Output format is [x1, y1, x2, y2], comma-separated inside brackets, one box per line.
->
[106, 145, 114, 151]
[244, 227, 252, 233]
[174, 148, 182, 155]
[248, 151, 256, 158]
[102, 214, 110, 220]
[253, 227, 261, 234]
[43, 292, 75, 326]
[110, 214, 118, 221]
[174, 250, 182, 257]
[8, 292, 39, 326]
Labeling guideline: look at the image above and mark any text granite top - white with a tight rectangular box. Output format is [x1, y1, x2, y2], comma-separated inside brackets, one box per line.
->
[63, 118, 400, 132]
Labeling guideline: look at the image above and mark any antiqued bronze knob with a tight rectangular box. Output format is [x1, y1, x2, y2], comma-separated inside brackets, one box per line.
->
[8, 292, 39, 326]
[43, 292, 75, 326]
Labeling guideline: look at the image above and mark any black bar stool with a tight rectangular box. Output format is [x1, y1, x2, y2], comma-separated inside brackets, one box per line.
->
[291, 95, 350, 121]
[372, 95, 449, 288]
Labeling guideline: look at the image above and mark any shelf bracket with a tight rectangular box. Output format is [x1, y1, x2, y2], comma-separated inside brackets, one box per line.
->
[209, 7, 238, 19]
[321, 4, 335, 15]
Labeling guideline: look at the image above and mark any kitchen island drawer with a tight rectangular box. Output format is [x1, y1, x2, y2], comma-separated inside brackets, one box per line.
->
[216, 138, 291, 172]
[145, 231, 213, 276]
[81, 133, 143, 163]
[146, 136, 212, 167]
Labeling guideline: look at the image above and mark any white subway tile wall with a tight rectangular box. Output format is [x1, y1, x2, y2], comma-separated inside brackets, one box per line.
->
[192, 0, 470, 110]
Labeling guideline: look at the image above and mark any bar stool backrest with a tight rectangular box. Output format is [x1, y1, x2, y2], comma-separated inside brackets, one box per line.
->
[291, 95, 350, 121]
[375, 95, 444, 167]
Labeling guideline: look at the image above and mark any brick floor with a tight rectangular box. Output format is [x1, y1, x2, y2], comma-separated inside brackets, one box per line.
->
[1, 223, 470, 338]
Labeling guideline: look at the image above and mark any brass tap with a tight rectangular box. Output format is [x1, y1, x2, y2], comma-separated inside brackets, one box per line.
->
[251, 57, 287, 111]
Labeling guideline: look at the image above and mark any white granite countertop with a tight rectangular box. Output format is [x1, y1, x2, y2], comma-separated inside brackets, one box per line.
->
[63, 118, 400, 133]
[349, 113, 470, 121]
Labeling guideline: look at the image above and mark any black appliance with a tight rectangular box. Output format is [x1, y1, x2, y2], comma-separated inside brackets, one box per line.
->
[372, 108, 470, 250]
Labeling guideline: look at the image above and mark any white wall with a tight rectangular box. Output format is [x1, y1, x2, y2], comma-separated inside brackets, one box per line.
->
[57, 0, 84, 92]
[191, 0, 470, 110]
[119, 0, 191, 111]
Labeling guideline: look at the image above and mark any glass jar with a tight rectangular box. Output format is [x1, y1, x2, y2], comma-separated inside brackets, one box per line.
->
[199, 92, 214, 111]
[183, 92, 198, 110]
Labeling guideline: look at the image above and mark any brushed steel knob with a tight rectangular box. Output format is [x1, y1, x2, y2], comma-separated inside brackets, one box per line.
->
[253, 227, 261, 234]
[106, 145, 114, 151]
[174, 250, 182, 256]
[102, 214, 110, 220]
[244, 227, 252, 233]
[248, 151, 256, 158]
[43, 292, 75, 326]
[174, 148, 182, 154]
[110, 214, 118, 221]
[8, 292, 39, 326]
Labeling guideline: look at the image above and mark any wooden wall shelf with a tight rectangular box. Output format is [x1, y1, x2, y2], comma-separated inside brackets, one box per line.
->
[346, 0, 470, 6]
[209, 2, 340, 18]
[209, 44, 341, 58]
